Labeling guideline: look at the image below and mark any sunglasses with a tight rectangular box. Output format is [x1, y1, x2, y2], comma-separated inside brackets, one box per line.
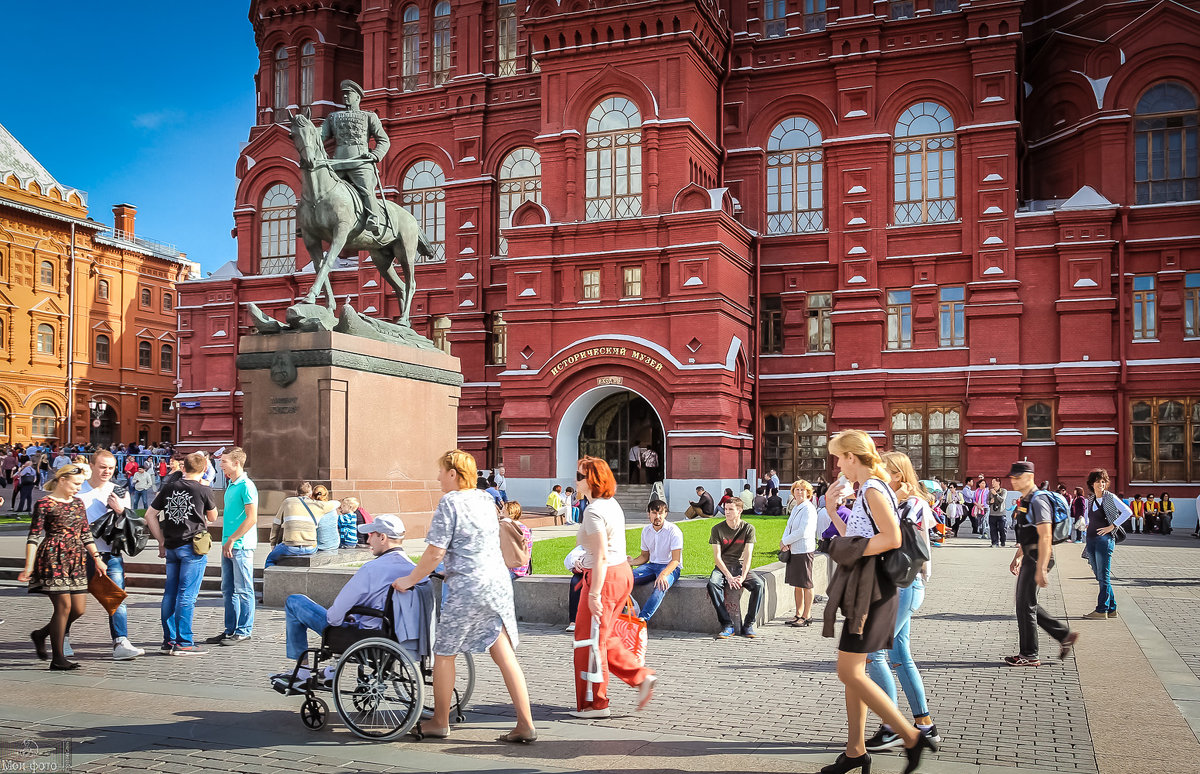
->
[63, 465, 86, 476]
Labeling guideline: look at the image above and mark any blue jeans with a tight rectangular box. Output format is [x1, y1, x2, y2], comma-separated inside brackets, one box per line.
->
[131, 488, 151, 510]
[264, 543, 316, 568]
[630, 562, 681, 621]
[1085, 533, 1116, 613]
[222, 548, 256, 637]
[867, 577, 929, 719]
[87, 554, 129, 640]
[162, 545, 208, 647]
[285, 594, 330, 661]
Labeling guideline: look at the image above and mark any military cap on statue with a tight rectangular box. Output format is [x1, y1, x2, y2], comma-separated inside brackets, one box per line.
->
[340, 80, 365, 97]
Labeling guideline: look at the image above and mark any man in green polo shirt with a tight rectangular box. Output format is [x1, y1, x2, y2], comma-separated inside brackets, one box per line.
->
[206, 447, 259, 646]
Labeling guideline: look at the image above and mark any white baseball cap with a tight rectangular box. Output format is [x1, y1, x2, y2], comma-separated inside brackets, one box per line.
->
[358, 513, 406, 539]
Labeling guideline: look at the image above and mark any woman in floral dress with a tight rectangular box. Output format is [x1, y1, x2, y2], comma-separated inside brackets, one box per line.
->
[392, 449, 536, 744]
[17, 463, 107, 670]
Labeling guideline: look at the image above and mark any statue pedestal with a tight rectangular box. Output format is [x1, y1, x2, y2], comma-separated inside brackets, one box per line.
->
[237, 330, 461, 538]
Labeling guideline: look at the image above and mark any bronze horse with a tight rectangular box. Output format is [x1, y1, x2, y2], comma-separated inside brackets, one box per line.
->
[288, 113, 432, 325]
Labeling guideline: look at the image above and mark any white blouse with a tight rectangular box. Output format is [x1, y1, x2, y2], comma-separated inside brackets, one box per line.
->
[845, 479, 898, 538]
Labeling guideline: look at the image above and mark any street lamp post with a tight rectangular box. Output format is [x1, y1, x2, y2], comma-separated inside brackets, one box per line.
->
[89, 398, 107, 446]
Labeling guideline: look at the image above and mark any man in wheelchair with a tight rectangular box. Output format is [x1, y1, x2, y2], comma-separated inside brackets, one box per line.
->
[271, 513, 416, 691]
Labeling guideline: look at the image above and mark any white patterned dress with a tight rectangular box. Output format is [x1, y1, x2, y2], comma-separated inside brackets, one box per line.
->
[426, 488, 519, 656]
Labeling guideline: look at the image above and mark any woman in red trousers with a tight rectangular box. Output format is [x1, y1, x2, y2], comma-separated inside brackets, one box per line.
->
[570, 455, 656, 718]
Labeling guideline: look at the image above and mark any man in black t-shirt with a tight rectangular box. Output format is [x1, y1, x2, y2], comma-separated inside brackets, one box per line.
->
[707, 499, 764, 639]
[1005, 460, 1076, 667]
[685, 487, 715, 520]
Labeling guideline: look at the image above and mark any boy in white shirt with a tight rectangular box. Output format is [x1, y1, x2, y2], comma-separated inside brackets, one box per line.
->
[627, 499, 683, 623]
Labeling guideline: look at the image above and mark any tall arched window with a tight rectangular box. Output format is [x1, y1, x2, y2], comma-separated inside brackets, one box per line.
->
[0, 401, 7, 438]
[766, 117, 824, 234]
[433, 2, 451, 86]
[497, 147, 542, 255]
[300, 42, 316, 108]
[40, 260, 54, 286]
[163, 292, 173, 311]
[97, 279, 109, 299]
[36, 324, 54, 355]
[138, 341, 152, 369]
[586, 97, 642, 220]
[160, 343, 174, 372]
[402, 161, 446, 262]
[1135, 81, 1199, 205]
[31, 403, 57, 439]
[402, 6, 421, 91]
[273, 46, 289, 119]
[141, 288, 152, 307]
[497, 0, 518, 75]
[95, 334, 110, 365]
[893, 102, 956, 224]
[260, 184, 298, 274]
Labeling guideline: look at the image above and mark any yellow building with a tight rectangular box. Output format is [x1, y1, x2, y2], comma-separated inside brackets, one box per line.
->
[0, 122, 196, 448]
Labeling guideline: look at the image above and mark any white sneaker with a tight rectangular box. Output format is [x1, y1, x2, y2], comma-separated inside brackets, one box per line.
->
[113, 637, 145, 660]
[568, 708, 611, 719]
[637, 674, 657, 711]
[565, 622, 576, 632]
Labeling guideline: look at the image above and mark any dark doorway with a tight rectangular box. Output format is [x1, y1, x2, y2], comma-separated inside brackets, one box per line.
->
[578, 392, 664, 485]
[90, 406, 116, 448]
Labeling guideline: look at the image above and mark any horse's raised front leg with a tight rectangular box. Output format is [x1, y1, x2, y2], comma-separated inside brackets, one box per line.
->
[309, 230, 349, 310]
[301, 234, 328, 305]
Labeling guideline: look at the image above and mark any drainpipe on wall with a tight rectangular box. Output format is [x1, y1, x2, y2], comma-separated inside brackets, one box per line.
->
[1117, 207, 1128, 490]
[752, 235, 761, 475]
[65, 222, 77, 445]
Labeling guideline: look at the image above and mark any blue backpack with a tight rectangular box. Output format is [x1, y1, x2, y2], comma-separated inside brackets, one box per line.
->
[1034, 490, 1073, 544]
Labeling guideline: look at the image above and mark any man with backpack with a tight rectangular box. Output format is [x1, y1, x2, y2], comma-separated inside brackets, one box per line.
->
[1005, 460, 1078, 667]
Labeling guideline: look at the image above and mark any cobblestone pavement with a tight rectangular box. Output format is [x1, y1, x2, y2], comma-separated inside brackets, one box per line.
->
[1, 534, 1197, 773]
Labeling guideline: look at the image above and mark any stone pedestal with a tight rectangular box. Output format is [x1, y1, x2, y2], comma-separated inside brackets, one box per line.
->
[237, 330, 461, 538]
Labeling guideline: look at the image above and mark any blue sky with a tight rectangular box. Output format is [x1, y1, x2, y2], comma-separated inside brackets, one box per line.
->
[2, 3, 259, 274]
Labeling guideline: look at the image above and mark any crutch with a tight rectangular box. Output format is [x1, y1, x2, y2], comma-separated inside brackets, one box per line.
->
[573, 618, 603, 704]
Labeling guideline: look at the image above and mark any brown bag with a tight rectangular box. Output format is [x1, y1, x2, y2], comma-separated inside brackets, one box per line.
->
[88, 572, 128, 616]
[499, 520, 530, 570]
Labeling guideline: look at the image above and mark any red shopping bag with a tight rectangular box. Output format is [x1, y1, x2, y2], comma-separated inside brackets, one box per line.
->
[610, 596, 647, 667]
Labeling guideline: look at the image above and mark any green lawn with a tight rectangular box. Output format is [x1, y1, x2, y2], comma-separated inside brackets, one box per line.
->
[530, 515, 790, 576]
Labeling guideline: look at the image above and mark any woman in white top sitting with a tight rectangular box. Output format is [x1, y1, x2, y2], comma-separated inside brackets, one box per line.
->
[864, 451, 939, 753]
[823, 430, 937, 774]
[570, 455, 657, 719]
[781, 479, 818, 626]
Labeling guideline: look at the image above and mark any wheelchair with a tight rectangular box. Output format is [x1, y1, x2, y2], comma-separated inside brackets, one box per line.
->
[274, 580, 475, 740]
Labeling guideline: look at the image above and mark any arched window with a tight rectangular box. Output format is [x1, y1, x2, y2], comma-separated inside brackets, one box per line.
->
[402, 6, 421, 91]
[893, 102, 957, 224]
[36, 324, 54, 355]
[260, 184, 298, 274]
[31, 403, 57, 439]
[766, 117, 824, 234]
[763, 408, 829, 482]
[497, 0, 518, 75]
[140, 288, 152, 307]
[0, 401, 7, 437]
[163, 292, 173, 311]
[497, 147, 542, 255]
[138, 340, 152, 369]
[1135, 81, 1199, 204]
[40, 260, 54, 286]
[160, 425, 172, 444]
[274, 46, 289, 119]
[139, 396, 151, 414]
[300, 42, 316, 107]
[891, 404, 962, 481]
[95, 334, 110, 365]
[586, 97, 642, 220]
[433, 2, 451, 86]
[97, 279, 109, 300]
[1025, 402, 1053, 441]
[402, 161, 446, 262]
[160, 343, 174, 372]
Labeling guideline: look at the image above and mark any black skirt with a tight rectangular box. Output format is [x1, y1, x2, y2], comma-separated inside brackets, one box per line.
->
[785, 551, 815, 588]
[837, 559, 899, 654]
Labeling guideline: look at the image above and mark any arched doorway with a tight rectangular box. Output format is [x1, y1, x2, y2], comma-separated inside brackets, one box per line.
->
[577, 391, 664, 485]
[90, 406, 117, 448]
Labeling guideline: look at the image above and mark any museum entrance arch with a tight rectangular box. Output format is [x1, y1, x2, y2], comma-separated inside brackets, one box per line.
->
[557, 386, 665, 485]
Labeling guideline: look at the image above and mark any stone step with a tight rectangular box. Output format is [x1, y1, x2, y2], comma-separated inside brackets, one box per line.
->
[0, 556, 264, 592]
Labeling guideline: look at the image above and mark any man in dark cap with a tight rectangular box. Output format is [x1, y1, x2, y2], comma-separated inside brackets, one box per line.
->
[321, 79, 391, 237]
[1004, 460, 1077, 667]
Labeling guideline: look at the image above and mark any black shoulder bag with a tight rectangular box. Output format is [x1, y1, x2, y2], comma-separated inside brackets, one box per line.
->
[865, 484, 930, 589]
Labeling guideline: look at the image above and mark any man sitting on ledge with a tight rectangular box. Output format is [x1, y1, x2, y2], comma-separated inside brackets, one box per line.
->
[628, 499, 683, 623]
[271, 514, 415, 690]
[684, 486, 715, 520]
[707, 499, 764, 639]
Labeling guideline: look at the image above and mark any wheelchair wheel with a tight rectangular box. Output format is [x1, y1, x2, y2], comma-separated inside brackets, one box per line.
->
[300, 697, 328, 730]
[332, 637, 424, 740]
[422, 651, 476, 723]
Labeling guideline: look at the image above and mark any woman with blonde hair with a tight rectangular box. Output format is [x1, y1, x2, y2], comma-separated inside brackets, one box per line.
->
[310, 485, 342, 552]
[392, 450, 536, 744]
[17, 462, 107, 670]
[781, 479, 818, 626]
[822, 430, 937, 774]
[864, 451, 939, 753]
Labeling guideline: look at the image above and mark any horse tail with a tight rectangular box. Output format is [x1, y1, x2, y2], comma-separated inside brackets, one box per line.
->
[417, 231, 434, 258]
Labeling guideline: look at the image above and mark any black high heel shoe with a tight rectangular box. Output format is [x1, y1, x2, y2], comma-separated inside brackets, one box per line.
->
[30, 630, 49, 661]
[820, 752, 871, 774]
[903, 728, 939, 774]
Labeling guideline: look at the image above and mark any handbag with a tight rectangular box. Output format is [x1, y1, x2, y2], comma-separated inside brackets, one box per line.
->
[865, 487, 929, 589]
[610, 596, 647, 667]
[192, 529, 212, 555]
[88, 572, 128, 616]
[779, 547, 791, 563]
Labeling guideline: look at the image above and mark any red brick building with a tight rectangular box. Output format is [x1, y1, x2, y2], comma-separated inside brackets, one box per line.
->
[177, 0, 1200, 519]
